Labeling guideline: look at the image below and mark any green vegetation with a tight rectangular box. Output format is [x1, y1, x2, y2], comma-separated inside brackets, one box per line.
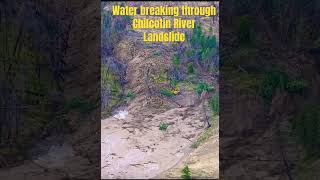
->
[159, 122, 169, 131]
[209, 94, 219, 115]
[236, 15, 253, 45]
[123, 15, 133, 24]
[185, 49, 194, 59]
[128, 28, 135, 32]
[188, 23, 217, 65]
[296, 156, 319, 180]
[259, 70, 288, 103]
[153, 51, 161, 56]
[160, 86, 181, 97]
[181, 165, 192, 179]
[64, 96, 96, 114]
[101, 6, 131, 55]
[286, 80, 308, 93]
[101, 64, 122, 109]
[172, 54, 181, 68]
[0, 11, 64, 163]
[153, 68, 182, 98]
[183, 73, 197, 85]
[153, 70, 168, 84]
[0, 146, 24, 163]
[183, 81, 197, 91]
[292, 105, 320, 158]
[165, 24, 217, 101]
[225, 66, 308, 105]
[191, 125, 213, 148]
[259, 70, 308, 104]
[195, 81, 214, 95]
[314, 37, 320, 48]
[126, 91, 136, 100]
[223, 66, 262, 92]
[170, 79, 179, 88]
[190, 24, 217, 49]
[230, 47, 258, 70]
[191, 116, 217, 149]
[187, 63, 195, 74]
[160, 87, 175, 97]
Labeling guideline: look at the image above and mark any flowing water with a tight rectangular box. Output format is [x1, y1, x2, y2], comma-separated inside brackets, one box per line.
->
[112, 105, 129, 120]
[101, 105, 206, 179]
[0, 135, 92, 179]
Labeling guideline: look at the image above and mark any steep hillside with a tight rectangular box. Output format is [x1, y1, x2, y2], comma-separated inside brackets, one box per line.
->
[220, 1, 320, 179]
[0, 1, 100, 179]
[101, 1, 219, 179]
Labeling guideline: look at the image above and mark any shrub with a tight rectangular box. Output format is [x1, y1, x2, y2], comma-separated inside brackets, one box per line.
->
[0, 147, 24, 164]
[236, 15, 253, 45]
[101, 64, 122, 111]
[181, 165, 191, 179]
[314, 37, 320, 48]
[187, 23, 218, 70]
[126, 91, 136, 100]
[190, 24, 204, 48]
[172, 54, 181, 68]
[101, 65, 121, 93]
[209, 94, 219, 115]
[201, 47, 216, 62]
[187, 63, 195, 74]
[259, 70, 288, 104]
[191, 120, 214, 149]
[111, 81, 121, 94]
[64, 96, 96, 113]
[153, 70, 168, 84]
[153, 51, 161, 56]
[203, 35, 217, 49]
[159, 122, 169, 131]
[195, 81, 214, 95]
[171, 85, 181, 95]
[286, 80, 308, 93]
[231, 47, 258, 64]
[170, 79, 179, 88]
[185, 49, 195, 59]
[259, 70, 308, 104]
[292, 105, 320, 158]
[159, 87, 175, 97]
[101, 5, 131, 56]
[123, 15, 132, 24]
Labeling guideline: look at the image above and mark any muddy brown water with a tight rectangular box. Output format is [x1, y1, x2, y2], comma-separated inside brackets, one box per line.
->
[0, 135, 92, 179]
[101, 106, 205, 179]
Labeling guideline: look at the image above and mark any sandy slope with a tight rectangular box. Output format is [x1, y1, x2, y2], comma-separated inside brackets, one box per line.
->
[101, 2, 219, 177]
[0, 137, 92, 180]
[157, 129, 219, 179]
